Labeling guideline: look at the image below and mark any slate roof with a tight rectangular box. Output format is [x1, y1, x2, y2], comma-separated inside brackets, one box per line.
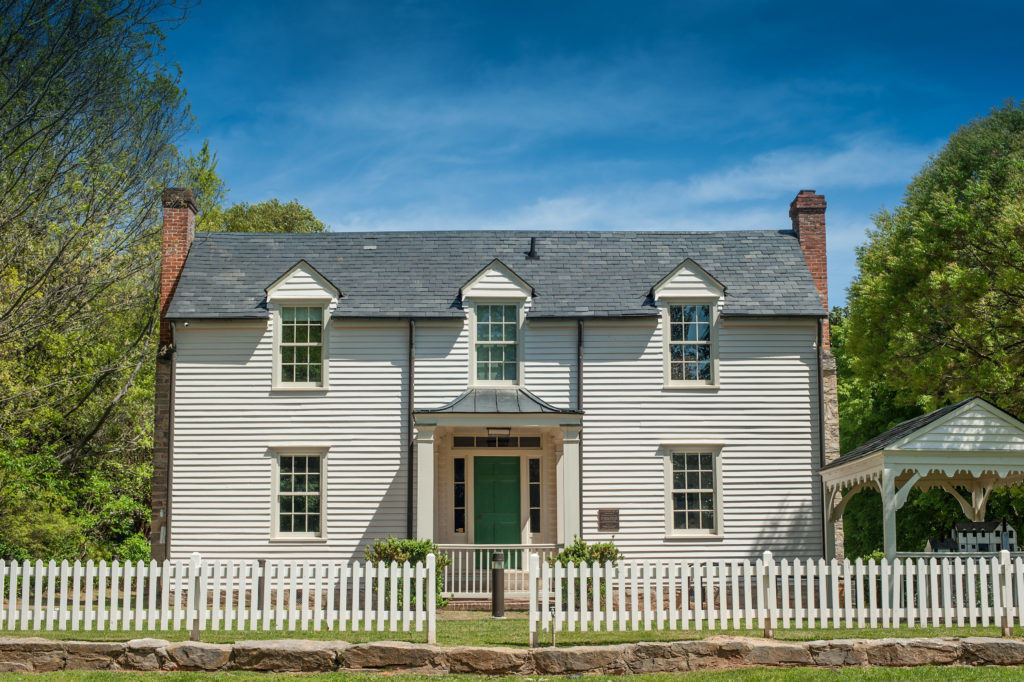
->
[821, 398, 979, 471]
[417, 387, 581, 414]
[165, 229, 826, 320]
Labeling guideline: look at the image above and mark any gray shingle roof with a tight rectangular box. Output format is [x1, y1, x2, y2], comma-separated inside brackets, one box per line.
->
[165, 230, 826, 320]
[417, 387, 581, 414]
[821, 398, 979, 471]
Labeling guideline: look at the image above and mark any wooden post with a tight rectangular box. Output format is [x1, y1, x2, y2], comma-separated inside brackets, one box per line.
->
[529, 553, 540, 647]
[189, 552, 202, 642]
[762, 551, 775, 639]
[426, 553, 436, 645]
[1001, 549, 1013, 637]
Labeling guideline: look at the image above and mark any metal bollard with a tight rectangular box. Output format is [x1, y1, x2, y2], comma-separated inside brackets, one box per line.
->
[491, 550, 505, 618]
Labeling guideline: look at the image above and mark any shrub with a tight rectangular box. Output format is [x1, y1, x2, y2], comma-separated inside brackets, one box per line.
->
[115, 534, 151, 563]
[549, 536, 623, 606]
[549, 535, 624, 568]
[364, 537, 451, 608]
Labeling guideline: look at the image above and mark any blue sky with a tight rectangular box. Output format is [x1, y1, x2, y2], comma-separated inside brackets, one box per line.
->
[165, 1, 1024, 306]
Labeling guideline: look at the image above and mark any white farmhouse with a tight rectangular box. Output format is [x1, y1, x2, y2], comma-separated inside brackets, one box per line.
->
[150, 189, 841, 570]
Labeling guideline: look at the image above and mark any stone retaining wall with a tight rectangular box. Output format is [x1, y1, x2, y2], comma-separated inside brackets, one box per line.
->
[1, 636, 1023, 674]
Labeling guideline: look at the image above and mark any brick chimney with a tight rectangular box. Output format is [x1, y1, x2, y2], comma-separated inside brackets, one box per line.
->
[152, 187, 196, 562]
[790, 189, 829, 346]
[158, 188, 197, 348]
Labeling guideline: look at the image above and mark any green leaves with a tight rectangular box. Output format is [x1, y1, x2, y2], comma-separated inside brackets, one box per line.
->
[840, 100, 1024, 557]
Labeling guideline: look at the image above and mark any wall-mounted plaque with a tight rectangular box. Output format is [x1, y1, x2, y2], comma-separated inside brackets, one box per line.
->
[597, 508, 620, 533]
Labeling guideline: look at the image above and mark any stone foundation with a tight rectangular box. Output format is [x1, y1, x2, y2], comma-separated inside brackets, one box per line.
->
[1, 636, 1023, 673]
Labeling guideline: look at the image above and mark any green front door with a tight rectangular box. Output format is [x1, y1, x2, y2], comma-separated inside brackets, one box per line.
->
[473, 456, 521, 546]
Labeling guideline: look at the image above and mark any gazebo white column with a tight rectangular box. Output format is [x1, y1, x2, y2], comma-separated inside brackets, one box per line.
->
[415, 423, 436, 539]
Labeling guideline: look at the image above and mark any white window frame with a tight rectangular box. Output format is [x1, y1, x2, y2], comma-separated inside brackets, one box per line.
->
[661, 300, 720, 389]
[468, 301, 525, 386]
[271, 301, 330, 391]
[270, 448, 328, 541]
[663, 446, 724, 539]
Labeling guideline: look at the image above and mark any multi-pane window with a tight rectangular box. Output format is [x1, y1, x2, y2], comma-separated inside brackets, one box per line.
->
[668, 304, 712, 382]
[475, 304, 518, 382]
[670, 452, 716, 533]
[452, 435, 541, 448]
[528, 458, 541, 533]
[280, 306, 324, 384]
[277, 455, 322, 535]
[454, 458, 466, 534]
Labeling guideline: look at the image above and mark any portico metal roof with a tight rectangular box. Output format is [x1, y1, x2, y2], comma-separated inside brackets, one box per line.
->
[416, 387, 581, 414]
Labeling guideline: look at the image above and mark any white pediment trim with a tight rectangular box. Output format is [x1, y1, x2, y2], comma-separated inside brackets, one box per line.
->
[652, 258, 725, 301]
[266, 260, 341, 302]
[889, 398, 1024, 452]
[460, 258, 533, 300]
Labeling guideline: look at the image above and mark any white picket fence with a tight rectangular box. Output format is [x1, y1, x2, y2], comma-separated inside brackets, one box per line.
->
[528, 550, 1024, 645]
[1, 553, 436, 642]
[438, 544, 560, 597]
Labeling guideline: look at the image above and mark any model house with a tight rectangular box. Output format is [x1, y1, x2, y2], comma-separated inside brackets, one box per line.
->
[150, 188, 840, 569]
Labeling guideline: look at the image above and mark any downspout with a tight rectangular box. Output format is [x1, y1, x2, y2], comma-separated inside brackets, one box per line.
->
[407, 319, 416, 539]
[817, 318, 827, 557]
[577, 318, 584, 540]
[167, 321, 176, 559]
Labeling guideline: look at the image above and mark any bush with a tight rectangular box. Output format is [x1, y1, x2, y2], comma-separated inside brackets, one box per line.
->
[549, 536, 623, 607]
[364, 537, 451, 608]
[114, 534, 151, 563]
[549, 535, 624, 568]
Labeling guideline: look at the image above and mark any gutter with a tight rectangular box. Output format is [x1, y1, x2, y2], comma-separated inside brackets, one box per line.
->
[577, 319, 584, 540]
[407, 319, 416, 539]
[817, 318, 827, 557]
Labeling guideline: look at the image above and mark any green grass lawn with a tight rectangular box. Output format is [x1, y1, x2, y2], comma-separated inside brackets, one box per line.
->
[0, 667, 1022, 681]
[0, 611, 1012, 647]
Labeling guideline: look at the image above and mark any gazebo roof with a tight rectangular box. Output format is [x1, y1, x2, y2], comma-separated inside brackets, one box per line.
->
[823, 397, 976, 471]
[821, 397, 1024, 559]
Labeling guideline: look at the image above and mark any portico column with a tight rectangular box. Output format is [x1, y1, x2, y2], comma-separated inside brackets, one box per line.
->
[415, 424, 436, 539]
[881, 466, 897, 562]
[561, 425, 582, 542]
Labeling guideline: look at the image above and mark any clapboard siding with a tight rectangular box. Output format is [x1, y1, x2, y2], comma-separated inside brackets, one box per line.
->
[171, 313, 823, 562]
[898, 405, 1024, 450]
[522, 320, 577, 409]
[580, 317, 822, 560]
[171, 319, 408, 561]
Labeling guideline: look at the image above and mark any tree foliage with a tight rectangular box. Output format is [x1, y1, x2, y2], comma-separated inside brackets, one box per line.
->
[0, 0, 191, 560]
[847, 100, 1024, 413]
[840, 101, 1024, 557]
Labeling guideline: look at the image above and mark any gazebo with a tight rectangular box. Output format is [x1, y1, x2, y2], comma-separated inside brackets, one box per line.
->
[820, 397, 1024, 561]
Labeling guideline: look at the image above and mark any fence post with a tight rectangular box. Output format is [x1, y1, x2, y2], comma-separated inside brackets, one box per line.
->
[1001, 549, 1013, 637]
[529, 553, 540, 647]
[426, 553, 436, 645]
[189, 552, 202, 642]
[762, 551, 775, 639]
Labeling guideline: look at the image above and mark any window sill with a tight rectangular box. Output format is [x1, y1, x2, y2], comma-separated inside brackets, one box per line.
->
[663, 383, 719, 391]
[269, 537, 329, 544]
[270, 385, 329, 394]
[664, 533, 724, 541]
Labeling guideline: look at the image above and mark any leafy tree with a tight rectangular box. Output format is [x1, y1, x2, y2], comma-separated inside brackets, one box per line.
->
[0, 0, 191, 559]
[180, 139, 228, 231]
[220, 199, 327, 233]
[847, 100, 1024, 414]
[840, 101, 1024, 556]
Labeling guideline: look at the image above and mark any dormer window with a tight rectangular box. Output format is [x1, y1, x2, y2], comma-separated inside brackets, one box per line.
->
[474, 303, 520, 383]
[266, 260, 339, 392]
[669, 304, 712, 382]
[280, 305, 324, 384]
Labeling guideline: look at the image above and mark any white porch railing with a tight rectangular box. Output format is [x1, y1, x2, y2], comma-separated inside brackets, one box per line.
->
[529, 550, 1024, 645]
[438, 544, 560, 597]
[0, 554, 436, 642]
